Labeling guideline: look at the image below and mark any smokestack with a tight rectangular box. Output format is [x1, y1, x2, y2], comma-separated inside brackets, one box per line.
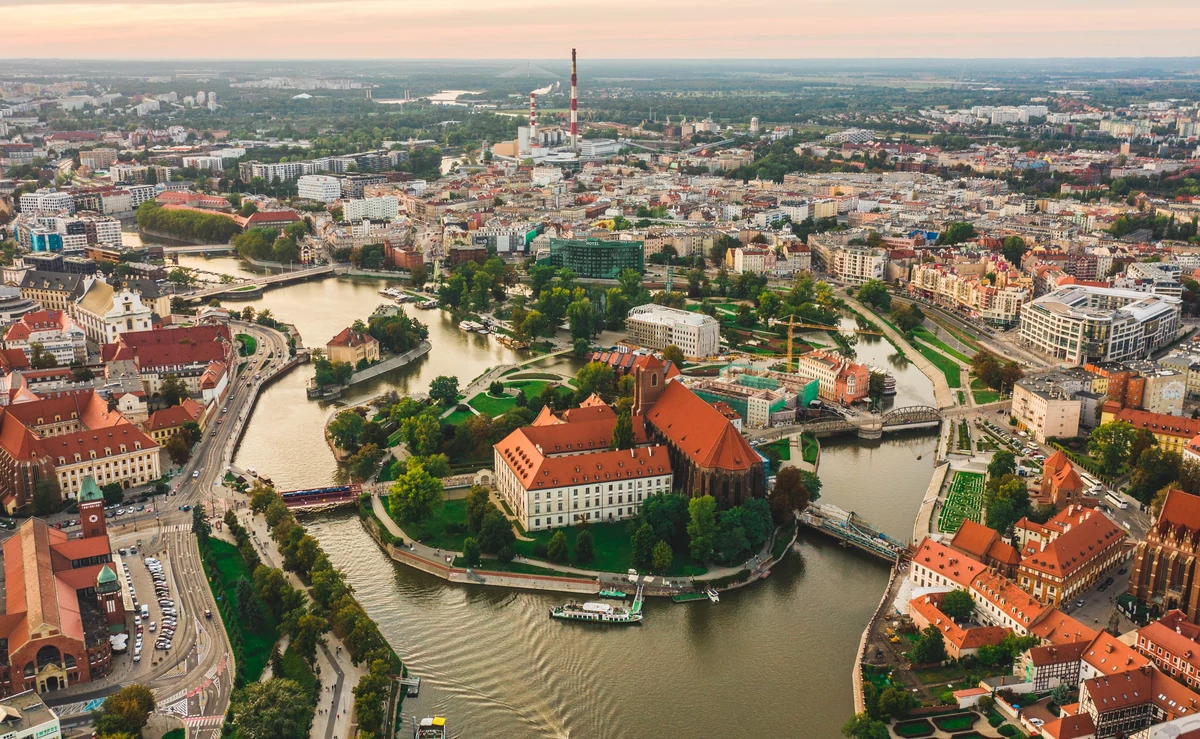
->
[571, 48, 579, 151]
[529, 91, 538, 150]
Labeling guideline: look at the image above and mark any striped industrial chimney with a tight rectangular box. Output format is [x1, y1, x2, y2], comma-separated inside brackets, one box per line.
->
[570, 48, 579, 151]
[528, 91, 538, 149]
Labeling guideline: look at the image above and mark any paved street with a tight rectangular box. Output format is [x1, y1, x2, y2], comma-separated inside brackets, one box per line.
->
[47, 320, 286, 738]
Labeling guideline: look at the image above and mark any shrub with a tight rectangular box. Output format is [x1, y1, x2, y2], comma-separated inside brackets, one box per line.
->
[893, 719, 935, 738]
[532, 540, 549, 559]
[932, 714, 977, 732]
[997, 726, 1018, 737]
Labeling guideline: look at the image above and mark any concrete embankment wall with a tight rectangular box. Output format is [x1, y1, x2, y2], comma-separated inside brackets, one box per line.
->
[852, 562, 906, 713]
[360, 514, 601, 595]
[346, 341, 431, 386]
[911, 461, 951, 545]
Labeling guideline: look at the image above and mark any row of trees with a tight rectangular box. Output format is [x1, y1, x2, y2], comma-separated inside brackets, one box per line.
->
[233, 223, 308, 263]
[248, 485, 401, 738]
[971, 349, 1024, 395]
[135, 200, 240, 243]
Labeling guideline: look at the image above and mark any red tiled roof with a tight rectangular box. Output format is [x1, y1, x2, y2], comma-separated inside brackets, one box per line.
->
[951, 519, 1020, 565]
[1157, 488, 1200, 535]
[1017, 506, 1125, 578]
[646, 381, 758, 472]
[1040, 713, 1095, 739]
[1105, 404, 1200, 440]
[496, 433, 671, 491]
[1083, 631, 1149, 675]
[1029, 610, 1098, 645]
[912, 537, 984, 589]
[328, 328, 378, 349]
[146, 398, 203, 432]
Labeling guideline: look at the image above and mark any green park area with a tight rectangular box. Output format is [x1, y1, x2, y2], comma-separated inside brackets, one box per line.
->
[236, 333, 257, 356]
[800, 433, 819, 465]
[911, 325, 972, 363]
[467, 380, 569, 417]
[912, 340, 963, 388]
[204, 538, 277, 681]
[512, 519, 707, 577]
[971, 378, 1001, 405]
[382, 495, 470, 551]
[937, 471, 984, 533]
[442, 408, 477, 426]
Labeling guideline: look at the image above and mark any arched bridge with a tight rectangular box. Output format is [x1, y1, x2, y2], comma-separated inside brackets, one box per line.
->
[882, 406, 941, 429]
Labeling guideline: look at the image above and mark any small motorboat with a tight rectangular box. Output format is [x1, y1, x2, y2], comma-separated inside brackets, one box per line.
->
[706, 588, 720, 603]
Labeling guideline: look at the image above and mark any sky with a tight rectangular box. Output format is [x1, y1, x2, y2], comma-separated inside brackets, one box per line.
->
[4, 0, 1200, 59]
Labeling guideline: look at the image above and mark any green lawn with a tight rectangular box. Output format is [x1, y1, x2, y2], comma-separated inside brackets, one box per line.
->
[467, 391, 518, 417]
[163, 731, 186, 739]
[763, 439, 791, 461]
[508, 372, 561, 381]
[386, 429, 403, 447]
[204, 538, 278, 682]
[513, 520, 707, 576]
[281, 642, 319, 700]
[236, 333, 257, 356]
[384, 496, 470, 551]
[911, 339, 963, 388]
[971, 378, 1001, 405]
[912, 325, 972, 363]
[443, 409, 477, 426]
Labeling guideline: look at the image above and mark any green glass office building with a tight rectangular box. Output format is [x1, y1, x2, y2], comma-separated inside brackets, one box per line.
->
[543, 238, 644, 279]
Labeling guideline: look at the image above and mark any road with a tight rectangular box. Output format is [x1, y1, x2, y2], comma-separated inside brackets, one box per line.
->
[48, 320, 289, 738]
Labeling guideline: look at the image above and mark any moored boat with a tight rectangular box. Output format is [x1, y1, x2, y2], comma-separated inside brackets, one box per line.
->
[414, 716, 446, 739]
[550, 601, 642, 624]
[598, 588, 627, 599]
[706, 588, 720, 603]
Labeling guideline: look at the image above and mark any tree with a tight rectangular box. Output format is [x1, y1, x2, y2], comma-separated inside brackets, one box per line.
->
[32, 478, 59, 516]
[611, 409, 635, 450]
[546, 530, 569, 563]
[631, 522, 656, 567]
[388, 460, 443, 523]
[1128, 447, 1181, 503]
[347, 443, 384, 481]
[477, 508, 515, 553]
[575, 529, 594, 563]
[428, 375, 459, 407]
[876, 685, 915, 721]
[936, 221, 977, 246]
[28, 342, 57, 369]
[573, 337, 590, 357]
[1050, 682, 1073, 708]
[328, 410, 366, 452]
[770, 466, 811, 525]
[890, 302, 925, 333]
[857, 279, 891, 310]
[166, 432, 192, 466]
[462, 537, 481, 566]
[465, 485, 493, 533]
[236, 578, 265, 633]
[687, 495, 718, 562]
[159, 374, 189, 406]
[234, 678, 315, 739]
[842, 712, 889, 739]
[987, 450, 1016, 481]
[101, 482, 125, 506]
[940, 589, 975, 621]
[661, 344, 685, 366]
[575, 361, 617, 401]
[1089, 420, 1138, 476]
[94, 684, 155, 737]
[1002, 235, 1028, 266]
[566, 298, 594, 341]
[912, 624, 947, 664]
[651, 539, 673, 572]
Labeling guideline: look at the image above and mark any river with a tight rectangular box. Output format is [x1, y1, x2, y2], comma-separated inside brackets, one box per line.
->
[159, 253, 938, 736]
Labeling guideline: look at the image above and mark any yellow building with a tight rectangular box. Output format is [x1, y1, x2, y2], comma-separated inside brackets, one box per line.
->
[1099, 402, 1200, 455]
[326, 328, 380, 366]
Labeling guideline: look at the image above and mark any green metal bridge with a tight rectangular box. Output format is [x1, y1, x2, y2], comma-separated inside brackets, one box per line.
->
[799, 504, 906, 563]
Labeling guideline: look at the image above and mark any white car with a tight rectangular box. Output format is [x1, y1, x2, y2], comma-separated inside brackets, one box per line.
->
[192, 471, 200, 478]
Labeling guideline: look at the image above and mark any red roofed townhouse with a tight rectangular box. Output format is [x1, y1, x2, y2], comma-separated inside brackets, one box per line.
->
[1129, 489, 1200, 624]
[1037, 450, 1089, 510]
[142, 398, 205, 445]
[1020, 640, 1091, 692]
[0, 390, 161, 511]
[1078, 664, 1200, 737]
[949, 519, 1021, 578]
[233, 210, 302, 234]
[1013, 505, 1126, 607]
[101, 324, 234, 404]
[793, 349, 870, 404]
[0, 478, 124, 696]
[1037, 712, 1096, 739]
[2, 310, 87, 366]
[1136, 610, 1200, 689]
[908, 591, 1009, 659]
[326, 328, 380, 367]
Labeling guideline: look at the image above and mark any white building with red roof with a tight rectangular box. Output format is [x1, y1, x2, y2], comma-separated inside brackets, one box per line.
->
[2, 310, 87, 365]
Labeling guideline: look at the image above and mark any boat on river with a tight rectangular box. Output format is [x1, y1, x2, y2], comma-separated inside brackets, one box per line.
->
[415, 299, 439, 310]
[414, 716, 446, 739]
[458, 320, 482, 332]
[550, 601, 642, 624]
[598, 588, 627, 599]
[870, 366, 897, 396]
[706, 588, 720, 603]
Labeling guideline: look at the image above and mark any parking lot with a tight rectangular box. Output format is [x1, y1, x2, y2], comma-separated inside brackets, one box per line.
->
[114, 548, 184, 671]
[1060, 551, 1140, 633]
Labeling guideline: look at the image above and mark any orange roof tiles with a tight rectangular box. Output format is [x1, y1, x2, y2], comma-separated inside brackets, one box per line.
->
[1083, 631, 1149, 675]
[1017, 505, 1125, 579]
[646, 381, 758, 472]
[1029, 610, 1098, 645]
[951, 519, 1020, 565]
[912, 537, 985, 588]
[1105, 405, 1200, 440]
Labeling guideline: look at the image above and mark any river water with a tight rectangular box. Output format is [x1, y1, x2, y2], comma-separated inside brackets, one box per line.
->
[165, 255, 937, 736]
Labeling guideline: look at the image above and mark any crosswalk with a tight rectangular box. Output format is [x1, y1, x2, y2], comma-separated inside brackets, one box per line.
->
[185, 715, 224, 727]
[163, 523, 192, 533]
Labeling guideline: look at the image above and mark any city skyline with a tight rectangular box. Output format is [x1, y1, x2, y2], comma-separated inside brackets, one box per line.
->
[4, 0, 1200, 60]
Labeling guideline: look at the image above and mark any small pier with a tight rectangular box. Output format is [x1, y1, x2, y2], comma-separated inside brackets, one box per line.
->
[631, 585, 645, 617]
[799, 503, 906, 563]
[399, 675, 421, 697]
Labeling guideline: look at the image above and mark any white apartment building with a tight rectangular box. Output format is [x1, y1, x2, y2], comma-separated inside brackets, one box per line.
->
[2, 309, 88, 365]
[732, 246, 775, 275]
[100, 190, 132, 214]
[297, 174, 343, 203]
[73, 282, 155, 344]
[343, 196, 400, 222]
[126, 184, 157, 208]
[1012, 375, 1083, 443]
[19, 189, 74, 215]
[1019, 285, 1183, 365]
[625, 304, 720, 359]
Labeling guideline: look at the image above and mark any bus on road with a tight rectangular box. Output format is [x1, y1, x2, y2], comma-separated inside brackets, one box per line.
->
[1106, 491, 1129, 510]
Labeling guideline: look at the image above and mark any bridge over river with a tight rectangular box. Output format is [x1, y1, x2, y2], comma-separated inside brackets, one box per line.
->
[799, 503, 907, 563]
[755, 405, 941, 442]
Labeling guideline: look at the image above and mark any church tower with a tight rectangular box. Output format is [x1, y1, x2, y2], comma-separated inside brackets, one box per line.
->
[77, 475, 108, 539]
[633, 355, 666, 416]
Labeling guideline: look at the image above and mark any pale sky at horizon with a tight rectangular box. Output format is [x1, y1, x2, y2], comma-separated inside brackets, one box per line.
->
[4, 0, 1200, 60]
